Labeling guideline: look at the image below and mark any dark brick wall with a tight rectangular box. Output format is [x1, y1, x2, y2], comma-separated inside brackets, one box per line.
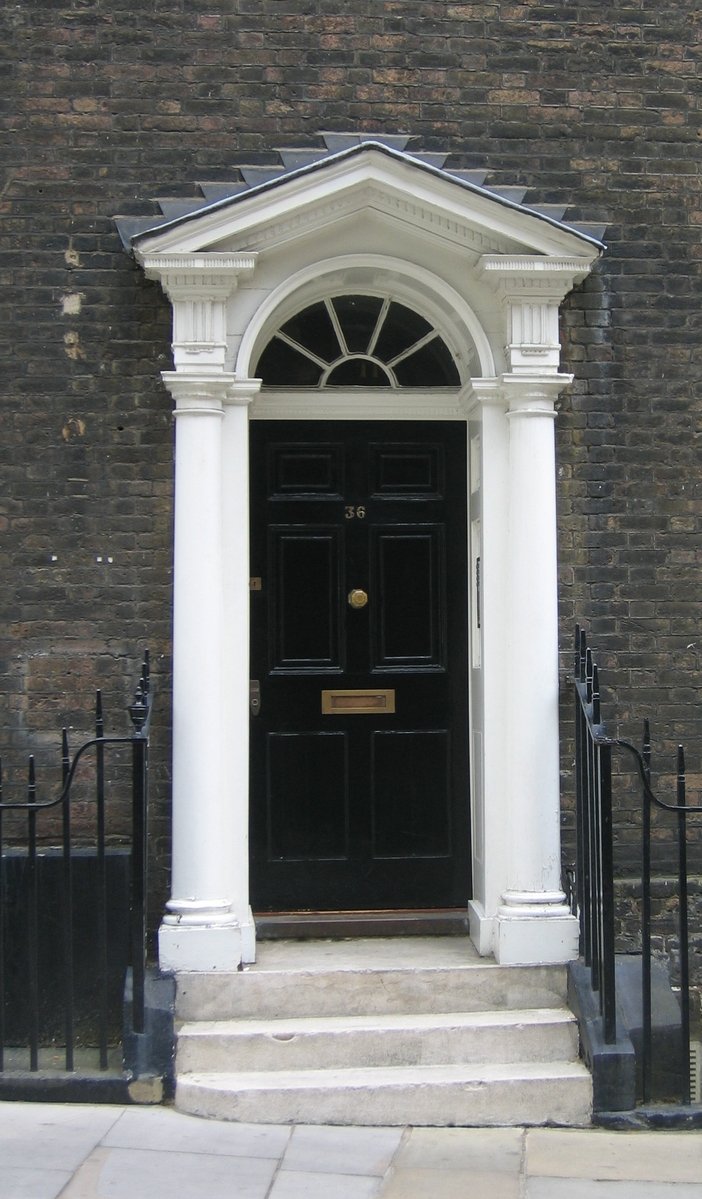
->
[1, 1, 701, 930]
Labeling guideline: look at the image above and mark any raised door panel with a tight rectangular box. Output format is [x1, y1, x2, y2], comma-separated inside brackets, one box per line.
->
[371, 526, 445, 670]
[266, 731, 349, 861]
[371, 730, 451, 859]
[269, 526, 343, 672]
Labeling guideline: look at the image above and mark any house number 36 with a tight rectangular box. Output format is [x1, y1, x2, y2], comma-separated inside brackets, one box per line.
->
[345, 505, 366, 520]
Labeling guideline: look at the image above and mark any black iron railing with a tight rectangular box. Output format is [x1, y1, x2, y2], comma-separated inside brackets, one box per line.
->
[572, 626, 701, 1107]
[0, 653, 151, 1074]
[573, 626, 617, 1043]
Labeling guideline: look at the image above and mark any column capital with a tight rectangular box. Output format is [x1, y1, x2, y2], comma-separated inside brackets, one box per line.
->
[162, 370, 239, 415]
[465, 376, 503, 414]
[501, 372, 573, 416]
[466, 373, 573, 417]
[224, 377, 262, 407]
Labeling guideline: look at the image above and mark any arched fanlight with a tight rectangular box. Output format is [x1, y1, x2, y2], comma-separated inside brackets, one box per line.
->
[255, 295, 460, 387]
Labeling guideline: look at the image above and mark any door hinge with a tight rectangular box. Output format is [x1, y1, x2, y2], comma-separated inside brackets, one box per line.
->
[250, 679, 261, 716]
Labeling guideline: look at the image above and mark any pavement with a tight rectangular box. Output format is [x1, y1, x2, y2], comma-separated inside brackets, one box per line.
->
[2, 1103, 702, 1199]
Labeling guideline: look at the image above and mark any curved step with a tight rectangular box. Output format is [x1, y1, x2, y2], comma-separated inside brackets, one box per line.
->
[177, 1060, 593, 1127]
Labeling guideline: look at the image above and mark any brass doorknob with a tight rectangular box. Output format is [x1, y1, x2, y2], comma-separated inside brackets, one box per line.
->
[348, 588, 368, 610]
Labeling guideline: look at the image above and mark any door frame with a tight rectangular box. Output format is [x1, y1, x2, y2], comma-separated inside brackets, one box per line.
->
[129, 144, 598, 971]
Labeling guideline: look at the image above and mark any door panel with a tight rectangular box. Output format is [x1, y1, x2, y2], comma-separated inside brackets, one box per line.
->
[373, 527, 444, 667]
[250, 420, 470, 912]
[371, 730, 451, 859]
[271, 527, 342, 669]
[267, 732, 349, 860]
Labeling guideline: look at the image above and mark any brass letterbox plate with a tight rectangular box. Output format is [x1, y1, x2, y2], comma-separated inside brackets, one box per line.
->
[321, 688, 396, 715]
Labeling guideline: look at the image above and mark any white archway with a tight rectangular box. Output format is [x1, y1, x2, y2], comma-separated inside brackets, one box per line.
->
[236, 254, 496, 382]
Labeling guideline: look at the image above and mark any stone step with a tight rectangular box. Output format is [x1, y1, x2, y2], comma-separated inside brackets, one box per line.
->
[177, 1007, 579, 1073]
[176, 1060, 592, 1127]
[175, 938, 568, 1021]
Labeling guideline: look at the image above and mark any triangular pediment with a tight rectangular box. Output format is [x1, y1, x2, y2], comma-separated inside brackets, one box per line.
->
[125, 142, 603, 265]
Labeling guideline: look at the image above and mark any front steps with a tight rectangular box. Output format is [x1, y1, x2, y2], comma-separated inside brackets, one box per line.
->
[174, 937, 592, 1126]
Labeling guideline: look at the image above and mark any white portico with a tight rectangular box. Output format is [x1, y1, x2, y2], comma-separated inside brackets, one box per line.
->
[124, 140, 602, 973]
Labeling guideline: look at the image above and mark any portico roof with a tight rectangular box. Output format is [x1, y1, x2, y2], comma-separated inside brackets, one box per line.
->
[115, 133, 606, 262]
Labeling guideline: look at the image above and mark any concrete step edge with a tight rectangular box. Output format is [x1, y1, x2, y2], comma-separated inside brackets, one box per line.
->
[177, 1006, 577, 1038]
[176, 966, 568, 1019]
[179, 1059, 591, 1087]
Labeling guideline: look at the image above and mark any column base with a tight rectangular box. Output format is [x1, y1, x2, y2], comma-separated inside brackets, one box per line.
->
[495, 892, 579, 965]
[240, 905, 256, 964]
[158, 921, 245, 972]
[468, 899, 495, 957]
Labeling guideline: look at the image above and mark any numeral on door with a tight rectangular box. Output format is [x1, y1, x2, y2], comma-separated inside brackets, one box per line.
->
[344, 505, 366, 520]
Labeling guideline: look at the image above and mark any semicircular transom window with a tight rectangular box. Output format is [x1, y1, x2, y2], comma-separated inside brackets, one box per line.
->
[255, 295, 461, 388]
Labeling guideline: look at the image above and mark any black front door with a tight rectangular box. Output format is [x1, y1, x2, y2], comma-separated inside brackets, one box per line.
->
[249, 420, 470, 912]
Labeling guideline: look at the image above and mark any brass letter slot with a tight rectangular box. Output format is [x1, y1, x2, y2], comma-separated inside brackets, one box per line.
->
[321, 688, 396, 715]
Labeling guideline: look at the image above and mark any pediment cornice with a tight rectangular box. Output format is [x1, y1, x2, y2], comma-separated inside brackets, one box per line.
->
[132, 145, 602, 266]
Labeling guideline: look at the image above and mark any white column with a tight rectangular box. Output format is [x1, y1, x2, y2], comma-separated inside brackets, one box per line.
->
[136, 253, 258, 972]
[495, 374, 579, 964]
[158, 372, 245, 971]
[476, 257, 590, 965]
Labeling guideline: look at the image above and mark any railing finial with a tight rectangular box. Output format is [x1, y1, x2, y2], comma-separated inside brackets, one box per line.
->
[592, 662, 601, 724]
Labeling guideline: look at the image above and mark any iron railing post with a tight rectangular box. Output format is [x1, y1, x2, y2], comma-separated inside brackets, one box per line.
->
[128, 656, 151, 1037]
[677, 745, 690, 1105]
[599, 739, 616, 1043]
[0, 759, 4, 1071]
[95, 691, 109, 1070]
[641, 719, 652, 1103]
[27, 756, 39, 1071]
[61, 728, 74, 1072]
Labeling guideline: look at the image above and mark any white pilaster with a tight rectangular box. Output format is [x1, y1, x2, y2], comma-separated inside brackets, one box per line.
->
[465, 381, 509, 957]
[222, 379, 262, 964]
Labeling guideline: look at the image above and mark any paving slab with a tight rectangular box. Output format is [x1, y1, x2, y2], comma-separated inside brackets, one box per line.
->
[60, 1145, 278, 1199]
[527, 1182, 702, 1199]
[527, 1128, 702, 1183]
[0, 1103, 122, 1171]
[268, 1170, 382, 1199]
[380, 1167, 519, 1199]
[102, 1104, 291, 1158]
[394, 1125, 523, 1170]
[0, 1167, 73, 1199]
[281, 1125, 403, 1175]
[2, 1100, 702, 1199]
